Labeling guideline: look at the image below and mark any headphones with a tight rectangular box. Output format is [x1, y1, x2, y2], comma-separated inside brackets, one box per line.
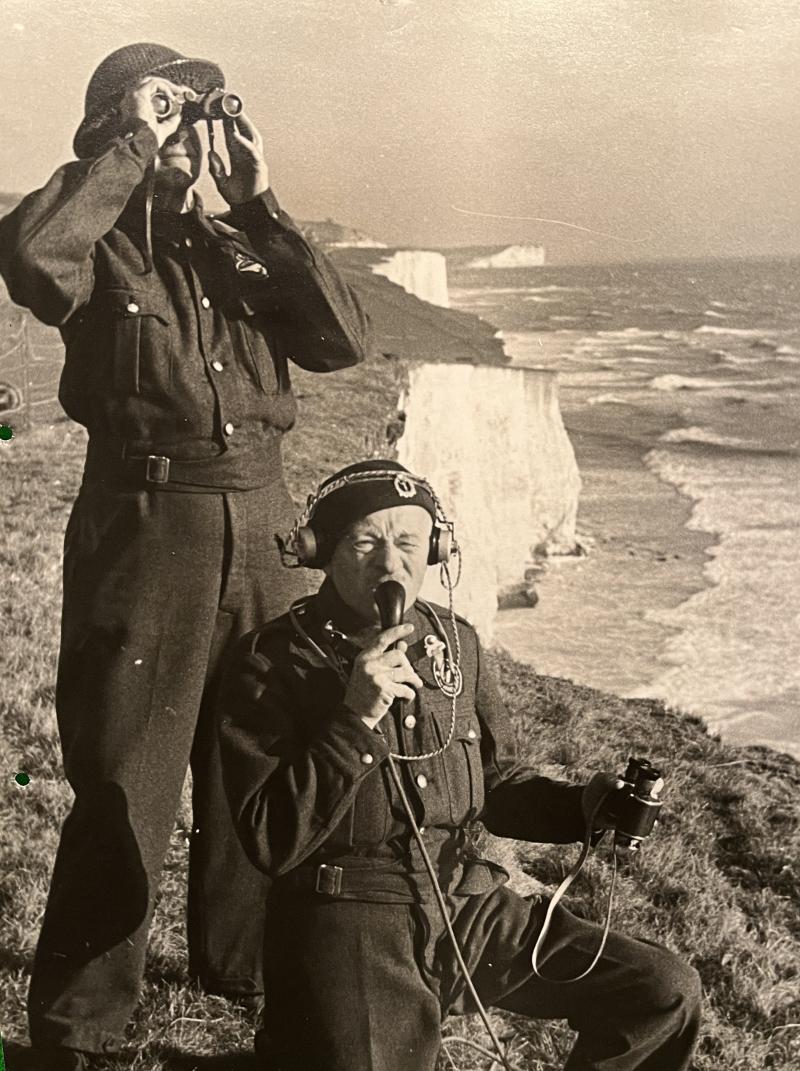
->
[278, 469, 458, 571]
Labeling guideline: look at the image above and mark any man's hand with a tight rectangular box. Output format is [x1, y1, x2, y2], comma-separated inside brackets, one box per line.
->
[208, 114, 270, 205]
[581, 771, 626, 831]
[343, 624, 423, 730]
[118, 77, 195, 148]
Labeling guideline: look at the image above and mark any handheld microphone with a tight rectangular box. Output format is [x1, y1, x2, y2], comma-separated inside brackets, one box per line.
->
[375, 580, 406, 639]
[375, 580, 406, 714]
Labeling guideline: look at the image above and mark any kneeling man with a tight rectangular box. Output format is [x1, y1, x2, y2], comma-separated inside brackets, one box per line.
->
[218, 459, 701, 1071]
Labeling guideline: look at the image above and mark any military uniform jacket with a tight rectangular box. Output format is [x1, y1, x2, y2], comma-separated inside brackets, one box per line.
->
[218, 581, 586, 902]
[0, 121, 369, 488]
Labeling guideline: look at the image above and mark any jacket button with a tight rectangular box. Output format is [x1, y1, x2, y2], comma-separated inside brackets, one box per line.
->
[360, 752, 374, 765]
[415, 774, 428, 789]
[467, 728, 477, 739]
[211, 360, 224, 372]
[201, 296, 211, 309]
[403, 714, 416, 729]
[126, 302, 139, 314]
[223, 422, 235, 436]
[419, 826, 426, 835]
[185, 237, 193, 248]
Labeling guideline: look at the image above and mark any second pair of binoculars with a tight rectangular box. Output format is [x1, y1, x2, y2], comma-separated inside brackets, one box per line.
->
[152, 87, 244, 123]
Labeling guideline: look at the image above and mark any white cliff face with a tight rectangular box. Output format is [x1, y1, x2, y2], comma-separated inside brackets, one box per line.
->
[371, 251, 450, 308]
[398, 363, 580, 642]
[467, 245, 546, 269]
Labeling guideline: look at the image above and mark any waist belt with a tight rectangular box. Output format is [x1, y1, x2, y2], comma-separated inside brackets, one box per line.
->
[276, 859, 464, 902]
[82, 433, 282, 492]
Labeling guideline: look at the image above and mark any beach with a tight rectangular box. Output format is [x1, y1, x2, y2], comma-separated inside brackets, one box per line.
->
[495, 410, 715, 700]
[448, 255, 800, 759]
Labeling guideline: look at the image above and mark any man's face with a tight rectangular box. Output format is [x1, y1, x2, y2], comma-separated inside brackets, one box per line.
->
[326, 505, 433, 623]
[154, 123, 203, 190]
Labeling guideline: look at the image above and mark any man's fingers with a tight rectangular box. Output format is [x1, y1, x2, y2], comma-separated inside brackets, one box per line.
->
[135, 77, 185, 108]
[365, 623, 414, 654]
[208, 150, 227, 180]
[233, 112, 260, 143]
[385, 662, 423, 695]
[383, 648, 414, 668]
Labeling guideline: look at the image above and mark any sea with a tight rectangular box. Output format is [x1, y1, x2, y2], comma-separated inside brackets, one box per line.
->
[447, 255, 800, 759]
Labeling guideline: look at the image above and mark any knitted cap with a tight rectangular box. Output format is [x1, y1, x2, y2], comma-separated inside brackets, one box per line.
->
[73, 42, 225, 158]
[308, 460, 438, 564]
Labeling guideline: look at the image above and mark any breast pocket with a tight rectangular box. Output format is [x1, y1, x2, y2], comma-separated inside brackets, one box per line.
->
[437, 704, 485, 825]
[427, 690, 485, 825]
[236, 308, 290, 396]
[106, 289, 173, 396]
[455, 716, 485, 822]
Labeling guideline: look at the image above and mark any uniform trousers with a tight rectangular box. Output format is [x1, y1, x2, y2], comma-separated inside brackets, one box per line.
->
[261, 883, 702, 1071]
[28, 474, 308, 1055]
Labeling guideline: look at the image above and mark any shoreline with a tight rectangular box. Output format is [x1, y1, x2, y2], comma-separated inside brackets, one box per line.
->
[494, 410, 718, 708]
[498, 405, 800, 761]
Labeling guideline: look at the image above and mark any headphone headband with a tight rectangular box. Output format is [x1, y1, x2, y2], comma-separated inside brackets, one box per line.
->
[299, 468, 449, 530]
[277, 466, 458, 570]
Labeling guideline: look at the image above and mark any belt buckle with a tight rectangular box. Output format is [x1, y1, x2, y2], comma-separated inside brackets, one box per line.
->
[145, 455, 170, 483]
[315, 864, 343, 895]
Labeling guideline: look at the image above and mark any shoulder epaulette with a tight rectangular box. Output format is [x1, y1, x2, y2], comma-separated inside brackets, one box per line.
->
[417, 599, 475, 634]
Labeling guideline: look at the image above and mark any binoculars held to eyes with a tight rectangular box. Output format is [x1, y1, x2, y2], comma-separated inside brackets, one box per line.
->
[152, 88, 244, 123]
[609, 757, 664, 852]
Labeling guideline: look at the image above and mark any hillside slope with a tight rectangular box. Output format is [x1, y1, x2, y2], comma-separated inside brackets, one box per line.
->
[1, 374, 798, 1069]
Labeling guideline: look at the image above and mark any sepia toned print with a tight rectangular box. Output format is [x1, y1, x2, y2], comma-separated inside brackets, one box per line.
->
[1, 3, 798, 1070]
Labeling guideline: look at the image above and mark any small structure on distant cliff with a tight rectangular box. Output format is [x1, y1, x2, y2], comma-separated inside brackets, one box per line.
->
[467, 244, 546, 269]
[299, 218, 386, 249]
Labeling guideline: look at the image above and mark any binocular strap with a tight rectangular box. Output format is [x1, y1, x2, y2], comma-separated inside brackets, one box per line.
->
[529, 792, 619, 984]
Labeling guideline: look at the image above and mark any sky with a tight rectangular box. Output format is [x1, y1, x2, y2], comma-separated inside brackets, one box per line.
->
[1, 0, 799, 261]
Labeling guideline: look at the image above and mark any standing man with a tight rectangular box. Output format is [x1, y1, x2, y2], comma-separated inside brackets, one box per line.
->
[0, 42, 369, 1069]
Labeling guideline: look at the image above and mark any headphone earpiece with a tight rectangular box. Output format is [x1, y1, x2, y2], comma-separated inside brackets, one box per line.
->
[294, 526, 320, 568]
[428, 522, 455, 566]
[284, 469, 458, 572]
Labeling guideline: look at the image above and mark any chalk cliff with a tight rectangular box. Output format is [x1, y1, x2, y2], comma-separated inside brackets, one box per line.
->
[467, 245, 546, 269]
[1, 190, 581, 646]
[397, 362, 581, 642]
[370, 250, 450, 309]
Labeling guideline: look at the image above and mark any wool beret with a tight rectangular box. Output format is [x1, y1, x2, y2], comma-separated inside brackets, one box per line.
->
[308, 460, 438, 564]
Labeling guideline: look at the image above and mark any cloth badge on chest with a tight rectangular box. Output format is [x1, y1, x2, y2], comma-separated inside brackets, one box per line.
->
[234, 251, 269, 276]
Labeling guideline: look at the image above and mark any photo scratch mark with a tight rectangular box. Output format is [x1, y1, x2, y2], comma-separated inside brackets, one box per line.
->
[449, 205, 653, 244]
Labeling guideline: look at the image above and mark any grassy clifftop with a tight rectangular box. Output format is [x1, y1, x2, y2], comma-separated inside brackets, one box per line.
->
[1, 393, 799, 1069]
[492, 656, 800, 1069]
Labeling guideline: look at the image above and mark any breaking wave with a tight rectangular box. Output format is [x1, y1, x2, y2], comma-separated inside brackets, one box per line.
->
[650, 373, 788, 392]
[694, 325, 776, 338]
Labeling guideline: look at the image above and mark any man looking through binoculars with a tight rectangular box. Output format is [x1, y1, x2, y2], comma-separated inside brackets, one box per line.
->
[117, 75, 263, 213]
[0, 42, 369, 1070]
